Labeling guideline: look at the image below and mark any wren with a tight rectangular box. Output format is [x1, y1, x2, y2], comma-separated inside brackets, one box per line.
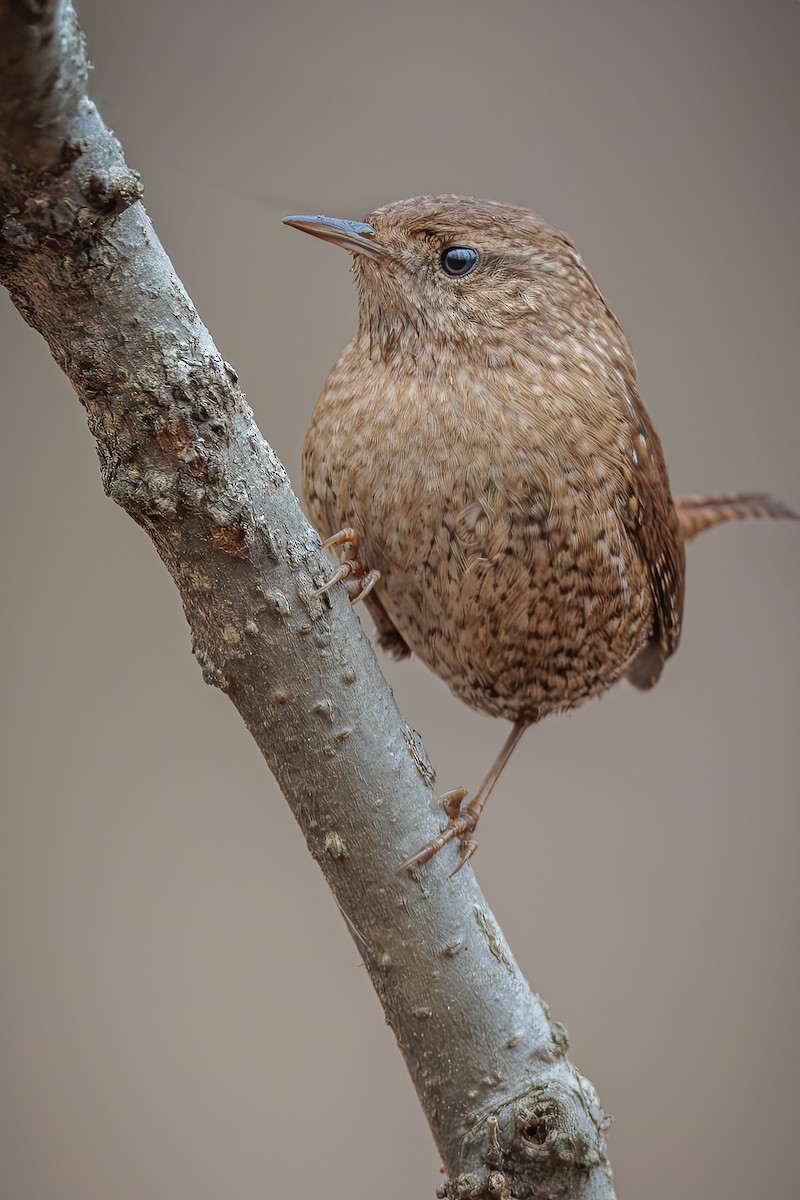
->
[284, 196, 796, 870]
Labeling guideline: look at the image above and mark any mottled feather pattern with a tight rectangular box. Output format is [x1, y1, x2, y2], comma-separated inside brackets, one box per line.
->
[299, 195, 794, 720]
[287, 194, 796, 866]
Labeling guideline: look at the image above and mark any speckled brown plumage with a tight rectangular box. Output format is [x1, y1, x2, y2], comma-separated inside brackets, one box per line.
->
[285, 196, 797, 867]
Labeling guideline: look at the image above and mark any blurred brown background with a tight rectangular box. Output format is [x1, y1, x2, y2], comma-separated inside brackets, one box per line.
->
[1, 2, 798, 1198]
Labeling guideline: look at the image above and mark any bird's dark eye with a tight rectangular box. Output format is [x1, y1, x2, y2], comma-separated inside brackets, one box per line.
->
[440, 246, 479, 277]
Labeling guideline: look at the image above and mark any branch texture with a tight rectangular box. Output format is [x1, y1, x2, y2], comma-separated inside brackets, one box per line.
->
[0, 5, 616, 1197]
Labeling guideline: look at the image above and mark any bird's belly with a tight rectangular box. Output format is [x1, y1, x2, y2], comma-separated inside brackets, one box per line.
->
[376, 523, 651, 720]
[304, 387, 653, 722]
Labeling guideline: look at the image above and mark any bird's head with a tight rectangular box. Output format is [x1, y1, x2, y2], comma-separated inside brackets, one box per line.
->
[284, 195, 602, 361]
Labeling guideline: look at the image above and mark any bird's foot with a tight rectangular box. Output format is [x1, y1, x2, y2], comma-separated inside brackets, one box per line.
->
[315, 527, 381, 604]
[398, 721, 530, 877]
[400, 788, 480, 876]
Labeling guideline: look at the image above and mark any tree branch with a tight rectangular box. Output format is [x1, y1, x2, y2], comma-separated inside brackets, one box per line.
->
[0, 4, 616, 1197]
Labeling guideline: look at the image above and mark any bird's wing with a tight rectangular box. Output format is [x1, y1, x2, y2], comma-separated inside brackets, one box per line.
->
[607, 327, 685, 689]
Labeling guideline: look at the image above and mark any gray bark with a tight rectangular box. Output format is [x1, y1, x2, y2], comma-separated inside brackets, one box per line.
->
[0, 4, 616, 1197]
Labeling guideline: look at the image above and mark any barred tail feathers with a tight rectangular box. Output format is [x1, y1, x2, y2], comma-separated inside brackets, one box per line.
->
[674, 492, 798, 543]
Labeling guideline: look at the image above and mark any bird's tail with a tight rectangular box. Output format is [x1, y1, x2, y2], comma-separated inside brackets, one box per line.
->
[674, 492, 798, 543]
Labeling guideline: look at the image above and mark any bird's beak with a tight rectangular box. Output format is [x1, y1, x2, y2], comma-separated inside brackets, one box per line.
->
[282, 214, 386, 260]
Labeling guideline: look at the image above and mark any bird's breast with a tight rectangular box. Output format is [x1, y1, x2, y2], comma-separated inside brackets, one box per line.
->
[303, 351, 653, 719]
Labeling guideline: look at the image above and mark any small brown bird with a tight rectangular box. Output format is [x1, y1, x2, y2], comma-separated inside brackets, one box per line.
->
[284, 196, 796, 870]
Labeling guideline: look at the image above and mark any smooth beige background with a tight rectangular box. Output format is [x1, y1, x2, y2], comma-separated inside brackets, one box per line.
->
[1, 3, 798, 1198]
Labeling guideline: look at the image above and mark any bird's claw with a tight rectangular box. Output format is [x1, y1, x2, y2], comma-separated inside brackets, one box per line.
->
[316, 527, 380, 604]
[449, 836, 478, 878]
[313, 561, 357, 596]
[399, 787, 481, 873]
[348, 567, 380, 603]
[322, 527, 361, 554]
[442, 786, 469, 819]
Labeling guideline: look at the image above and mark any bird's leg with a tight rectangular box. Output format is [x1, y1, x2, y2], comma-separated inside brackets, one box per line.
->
[401, 719, 530, 874]
[317, 529, 413, 657]
[363, 592, 412, 660]
[314, 527, 381, 604]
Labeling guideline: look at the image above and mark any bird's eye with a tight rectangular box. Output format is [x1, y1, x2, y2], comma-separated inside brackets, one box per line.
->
[440, 246, 479, 278]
